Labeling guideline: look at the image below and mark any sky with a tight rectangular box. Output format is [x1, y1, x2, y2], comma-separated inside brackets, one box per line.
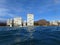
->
[0, 0, 60, 21]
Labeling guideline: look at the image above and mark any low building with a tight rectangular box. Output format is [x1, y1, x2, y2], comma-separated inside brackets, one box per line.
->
[7, 19, 12, 27]
[13, 17, 22, 27]
[50, 21, 58, 26]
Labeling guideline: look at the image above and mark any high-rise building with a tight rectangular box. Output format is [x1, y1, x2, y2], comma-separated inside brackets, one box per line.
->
[7, 19, 12, 27]
[13, 17, 22, 27]
[27, 14, 34, 26]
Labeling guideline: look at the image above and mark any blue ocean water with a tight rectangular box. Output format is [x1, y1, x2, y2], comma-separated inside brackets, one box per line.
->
[0, 26, 60, 45]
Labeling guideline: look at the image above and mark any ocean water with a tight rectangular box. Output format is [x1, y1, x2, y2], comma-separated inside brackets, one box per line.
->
[0, 26, 60, 45]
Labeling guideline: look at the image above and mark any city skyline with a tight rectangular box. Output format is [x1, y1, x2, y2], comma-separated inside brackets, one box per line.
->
[7, 14, 34, 27]
[0, 0, 60, 21]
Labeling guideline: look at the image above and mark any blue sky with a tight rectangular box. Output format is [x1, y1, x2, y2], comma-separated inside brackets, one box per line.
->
[0, 0, 60, 21]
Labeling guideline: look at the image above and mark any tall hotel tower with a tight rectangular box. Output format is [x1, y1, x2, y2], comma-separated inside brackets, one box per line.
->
[27, 14, 34, 26]
[13, 17, 22, 27]
[7, 19, 12, 27]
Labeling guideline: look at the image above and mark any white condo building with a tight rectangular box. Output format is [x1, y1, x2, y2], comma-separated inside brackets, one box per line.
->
[13, 17, 22, 27]
[27, 14, 34, 26]
[7, 19, 12, 27]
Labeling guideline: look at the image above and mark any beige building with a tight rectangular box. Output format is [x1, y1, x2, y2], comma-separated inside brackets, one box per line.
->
[13, 17, 22, 27]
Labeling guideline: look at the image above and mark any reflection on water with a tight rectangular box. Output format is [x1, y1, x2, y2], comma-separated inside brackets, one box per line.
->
[27, 26, 34, 31]
[0, 26, 60, 45]
[27, 26, 35, 39]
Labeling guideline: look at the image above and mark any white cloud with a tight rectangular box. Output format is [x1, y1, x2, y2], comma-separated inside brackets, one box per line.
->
[54, 0, 60, 4]
[0, 0, 7, 4]
[0, 7, 25, 20]
[0, 8, 9, 16]
[0, 8, 17, 18]
[8, 13, 18, 18]
[0, 18, 7, 21]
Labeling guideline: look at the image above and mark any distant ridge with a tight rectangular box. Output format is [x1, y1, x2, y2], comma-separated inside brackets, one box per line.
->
[34, 19, 50, 26]
[0, 20, 6, 26]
